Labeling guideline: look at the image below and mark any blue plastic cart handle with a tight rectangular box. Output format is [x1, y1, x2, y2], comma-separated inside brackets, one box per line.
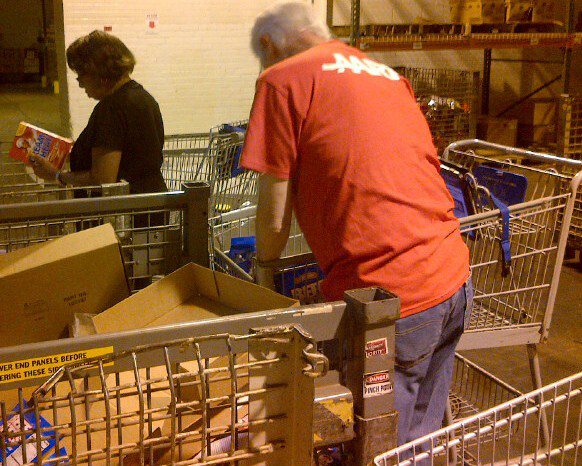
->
[490, 194, 511, 276]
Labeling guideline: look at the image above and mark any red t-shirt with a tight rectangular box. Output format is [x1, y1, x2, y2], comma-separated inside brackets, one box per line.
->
[240, 40, 469, 317]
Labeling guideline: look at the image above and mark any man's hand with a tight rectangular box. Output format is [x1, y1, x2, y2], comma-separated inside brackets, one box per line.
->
[28, 154, 58, 181]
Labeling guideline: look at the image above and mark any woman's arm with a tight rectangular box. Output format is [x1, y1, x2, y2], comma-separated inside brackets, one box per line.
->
[29, 148, 121, 186]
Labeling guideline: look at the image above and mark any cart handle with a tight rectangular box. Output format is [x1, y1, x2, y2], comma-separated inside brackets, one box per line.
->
[443, 139, 582, 169]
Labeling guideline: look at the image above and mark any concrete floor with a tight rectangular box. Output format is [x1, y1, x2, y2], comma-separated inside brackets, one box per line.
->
[1, 83, 581, 394]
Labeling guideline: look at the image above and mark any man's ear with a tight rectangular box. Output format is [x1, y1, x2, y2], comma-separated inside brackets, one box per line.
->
[260, 35, 271, 50]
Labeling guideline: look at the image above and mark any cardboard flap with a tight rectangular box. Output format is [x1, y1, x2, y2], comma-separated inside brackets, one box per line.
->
[212, 270, 298, 311]
[92, 263, 298, 336]
[0, 224, 118, 277]
[92, 264, 204, 334]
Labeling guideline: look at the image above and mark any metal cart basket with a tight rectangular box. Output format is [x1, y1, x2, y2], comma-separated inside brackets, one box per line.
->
[0, 325, 324, 466]
[0, 284, 401, 464]
[374, 370, 582, 466]
[0, 181, 128, 205]
[163, 132, 256, 216]
[0, 183, 210, 291]
[558, 94, 582, 250]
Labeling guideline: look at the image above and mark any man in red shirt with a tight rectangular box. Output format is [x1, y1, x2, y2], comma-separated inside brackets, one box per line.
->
[240, 2, 473, 447]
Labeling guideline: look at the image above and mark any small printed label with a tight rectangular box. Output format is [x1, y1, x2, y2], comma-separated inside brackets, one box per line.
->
[363, 371, 393, 399]
[412, 42, 422, 50]
[0, 347, 113, 385]
[530, 38, 540, 45]
[365, 338, 389, 358]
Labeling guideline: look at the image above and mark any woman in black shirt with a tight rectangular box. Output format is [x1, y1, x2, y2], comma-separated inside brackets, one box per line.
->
[30, 30, 167, 195]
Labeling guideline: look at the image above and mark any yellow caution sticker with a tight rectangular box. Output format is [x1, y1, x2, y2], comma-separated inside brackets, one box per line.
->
[0, 347, 113, 385]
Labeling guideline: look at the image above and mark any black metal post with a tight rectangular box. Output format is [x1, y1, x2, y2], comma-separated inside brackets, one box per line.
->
[482, 48, 492, 116]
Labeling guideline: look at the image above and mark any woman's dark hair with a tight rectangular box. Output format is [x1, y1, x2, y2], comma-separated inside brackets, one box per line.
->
[66, 30, 136, 82]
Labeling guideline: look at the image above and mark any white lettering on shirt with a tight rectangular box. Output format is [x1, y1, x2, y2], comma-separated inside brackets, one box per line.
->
[322, 53, 400, 80]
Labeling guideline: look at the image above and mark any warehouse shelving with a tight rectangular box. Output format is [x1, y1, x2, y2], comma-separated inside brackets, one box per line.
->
[327, 0, 579, 112]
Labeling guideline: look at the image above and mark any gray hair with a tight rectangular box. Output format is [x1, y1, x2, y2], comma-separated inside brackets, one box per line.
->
[251, 2, 331, 61]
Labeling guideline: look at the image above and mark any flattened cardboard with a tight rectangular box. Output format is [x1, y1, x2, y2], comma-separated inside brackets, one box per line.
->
[92, 262, 298, 335]
[0, 224, 129, 347]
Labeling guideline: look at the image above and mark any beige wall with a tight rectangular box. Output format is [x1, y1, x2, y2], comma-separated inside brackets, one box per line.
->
[59, 0, 329, 138]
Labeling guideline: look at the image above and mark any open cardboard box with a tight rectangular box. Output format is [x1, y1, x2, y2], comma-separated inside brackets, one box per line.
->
[91, 262, 298, 334]
[60, 263, 299, 464]
[0, 223, 129, 348]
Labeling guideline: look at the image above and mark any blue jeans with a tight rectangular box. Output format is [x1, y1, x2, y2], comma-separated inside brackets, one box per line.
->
[394, 278, 473, 447]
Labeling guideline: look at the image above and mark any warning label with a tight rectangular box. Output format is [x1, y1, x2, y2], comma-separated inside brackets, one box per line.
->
[365, 337, 389, 358]
[363, 370, 393, 399]
[0, 347, 113, 385]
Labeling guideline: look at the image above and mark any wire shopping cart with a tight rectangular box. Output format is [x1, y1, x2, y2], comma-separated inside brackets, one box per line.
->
[163, 130, 255, 216]
[0, 183, 210, 291]
[0, 181, 129, 205]
[162, 133, 211, 191]
[209, 206, 315, 297]
[374, 370, 582, 466]
[558, 94, 582, 253]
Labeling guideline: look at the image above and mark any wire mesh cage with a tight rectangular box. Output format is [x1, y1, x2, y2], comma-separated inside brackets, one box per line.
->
[0, 325, 325, 466]
[374, 370, 582, 466]
[395, 67, 479, 154]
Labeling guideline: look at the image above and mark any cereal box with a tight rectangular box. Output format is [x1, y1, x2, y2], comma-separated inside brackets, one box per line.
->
[9, 121, 73, 170]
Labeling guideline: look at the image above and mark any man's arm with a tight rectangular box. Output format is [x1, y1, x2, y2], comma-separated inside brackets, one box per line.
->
[256, 173, 293, 262]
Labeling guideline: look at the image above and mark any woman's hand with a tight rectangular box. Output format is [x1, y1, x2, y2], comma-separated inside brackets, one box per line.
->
[28, 154, 58, 181]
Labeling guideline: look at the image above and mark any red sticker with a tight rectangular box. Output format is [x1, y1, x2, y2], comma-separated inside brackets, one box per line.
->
[365, 337, 388, 358]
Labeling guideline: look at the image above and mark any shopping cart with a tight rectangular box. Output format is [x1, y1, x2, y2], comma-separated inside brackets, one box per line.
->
[0, 183, 210, 291]
[0, 181, 129, 205]
[162, 133, 211, 191]
[209, 133, 257, 215]
[209, 206, 314, 296]
[374, 370, 582, 466]
[558, 94, 582, 253]
[0, 281, 401, 464]
[163, 131, 255, 215]
[440, 140, 581, 443]
[0, 158, 41, 190]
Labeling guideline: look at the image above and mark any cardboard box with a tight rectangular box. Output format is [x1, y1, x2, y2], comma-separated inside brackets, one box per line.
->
[450, 0, 505, 24]
[450, 0, 484, 23]
[91, 262, 298, 334]
[0, 224, 129, 348]
[532, 0, 563, 23]
[482, 0, 506, 23]
[506, 0, 534, 22]
[477, 116, 518, 146]
[518, 98, 557, 126]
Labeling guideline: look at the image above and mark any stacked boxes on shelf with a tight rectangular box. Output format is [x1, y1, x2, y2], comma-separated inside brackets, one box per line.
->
[449, 0, 563, 24]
